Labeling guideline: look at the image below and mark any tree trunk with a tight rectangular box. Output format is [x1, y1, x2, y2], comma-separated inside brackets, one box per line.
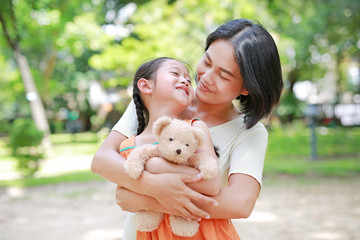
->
[14, 46, 53, 154]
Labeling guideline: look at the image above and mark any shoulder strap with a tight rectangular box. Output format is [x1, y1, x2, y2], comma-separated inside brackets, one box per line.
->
[191, 118, 201, 125]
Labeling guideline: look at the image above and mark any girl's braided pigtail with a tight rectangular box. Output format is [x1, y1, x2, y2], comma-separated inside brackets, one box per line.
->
[133, 84, 147, 135]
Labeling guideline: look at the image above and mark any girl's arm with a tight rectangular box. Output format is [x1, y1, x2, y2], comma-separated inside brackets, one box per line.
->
[192, 120, 221, 195]
[91, 131, 217, 220]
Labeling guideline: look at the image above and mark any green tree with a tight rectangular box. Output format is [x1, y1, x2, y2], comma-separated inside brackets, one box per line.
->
[268, 0, 360, 122]
[0, 0, 51, 152]
[90, 0, 275, 89]
[0, 0, 115, 134]
[9, 118, 44, 177]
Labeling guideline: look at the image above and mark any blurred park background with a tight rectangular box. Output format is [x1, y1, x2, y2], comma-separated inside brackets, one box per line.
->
[0, 0, 360, 239]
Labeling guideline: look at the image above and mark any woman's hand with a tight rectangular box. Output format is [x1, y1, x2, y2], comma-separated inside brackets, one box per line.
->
[146, 156, 220, 196]
[116, 171, 218, 220]
[146, 172, 217, 220]
[116, 185, 158, 213]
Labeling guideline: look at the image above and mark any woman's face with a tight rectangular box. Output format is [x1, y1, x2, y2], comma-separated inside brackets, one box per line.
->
[196, 39, 248, 105]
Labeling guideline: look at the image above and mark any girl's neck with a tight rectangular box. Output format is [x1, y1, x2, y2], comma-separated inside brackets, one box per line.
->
[137, 108, 183, 143]
[148, 108, 183, 124]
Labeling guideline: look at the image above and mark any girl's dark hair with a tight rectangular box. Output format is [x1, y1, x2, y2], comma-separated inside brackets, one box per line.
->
[206, 19, 283, 129]
[133, 57, 175, 134]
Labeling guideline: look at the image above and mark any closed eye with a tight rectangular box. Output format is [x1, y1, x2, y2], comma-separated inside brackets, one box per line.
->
[219, 73, 229, 81]
[204, 53, 211, 66]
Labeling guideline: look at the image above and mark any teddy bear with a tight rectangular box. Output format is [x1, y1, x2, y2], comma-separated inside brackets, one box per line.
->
[124, 116, 219, 237]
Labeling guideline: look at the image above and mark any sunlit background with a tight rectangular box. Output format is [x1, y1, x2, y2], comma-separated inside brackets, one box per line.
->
[0, 0, 359, 239]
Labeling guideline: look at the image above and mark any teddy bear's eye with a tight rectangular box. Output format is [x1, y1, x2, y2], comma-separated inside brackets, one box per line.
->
[185, 143, 189, 147]
[169, 138, 173, 141]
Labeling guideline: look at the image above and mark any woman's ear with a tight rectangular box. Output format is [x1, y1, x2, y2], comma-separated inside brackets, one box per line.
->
[137, 78, 153, 95]
[239, 88, 249, 96]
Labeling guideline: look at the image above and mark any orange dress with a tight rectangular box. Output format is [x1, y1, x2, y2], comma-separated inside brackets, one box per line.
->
[120, 120, 241, 240]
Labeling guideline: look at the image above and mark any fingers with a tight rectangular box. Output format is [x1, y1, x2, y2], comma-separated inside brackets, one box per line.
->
[182, 173, 203, 183]
[174, 206, 200, 221]
[192, 192, 218, 207]
[185, 202, 210, 220]
[169, 200, 206, 221]
[187, 192, 218, 218]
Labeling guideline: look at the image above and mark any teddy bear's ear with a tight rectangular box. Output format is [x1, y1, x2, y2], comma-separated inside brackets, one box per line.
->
[153, 116, 172, 136]
[193, 127, 206, 146]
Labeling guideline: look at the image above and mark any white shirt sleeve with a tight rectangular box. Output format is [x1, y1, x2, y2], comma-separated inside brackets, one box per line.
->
[228, 123, 268, 185]
[112, 100, 138, 137]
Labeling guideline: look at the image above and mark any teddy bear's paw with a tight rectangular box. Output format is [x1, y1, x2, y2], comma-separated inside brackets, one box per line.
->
[124, 160, 144, 179]
[135, 211, 164, 232]
[200, 164, 218, 180]
[169, 215, 199, 237]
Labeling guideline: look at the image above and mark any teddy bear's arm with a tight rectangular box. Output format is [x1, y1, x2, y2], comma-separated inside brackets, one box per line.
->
[125, 145, 160, 179]
[188, 153, 219, 180]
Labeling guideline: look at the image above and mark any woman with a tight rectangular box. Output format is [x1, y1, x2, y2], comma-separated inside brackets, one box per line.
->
[92, 18, 283, 239]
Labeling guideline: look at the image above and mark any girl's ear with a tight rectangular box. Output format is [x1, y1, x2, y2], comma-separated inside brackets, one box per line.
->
[137, 78, 153, 94]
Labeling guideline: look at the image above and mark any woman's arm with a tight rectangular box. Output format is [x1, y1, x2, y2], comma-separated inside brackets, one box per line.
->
[196, 123, 268, 219]
[194, 173, 260, 219]
[116, 186, 207, 221]
[91, 131, 217, 220]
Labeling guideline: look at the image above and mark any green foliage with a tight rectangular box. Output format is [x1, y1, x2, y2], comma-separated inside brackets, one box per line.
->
[268, 0, 360, 105]
[89, 0, 274, 88]
[276, 91, 307, 122]
[1, 0, 360, 132]
[8, 118, 44, 177]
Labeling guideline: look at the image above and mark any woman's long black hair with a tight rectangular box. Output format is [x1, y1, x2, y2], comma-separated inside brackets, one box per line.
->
[206, 19, 283, 129]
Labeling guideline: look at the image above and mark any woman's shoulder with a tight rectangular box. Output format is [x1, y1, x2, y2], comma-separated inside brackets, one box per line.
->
[211, 116, 267, 137]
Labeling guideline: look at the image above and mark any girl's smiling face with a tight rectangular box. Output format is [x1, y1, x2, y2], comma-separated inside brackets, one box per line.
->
[152, 59, 194, 108]
[196, 39, 248, 105]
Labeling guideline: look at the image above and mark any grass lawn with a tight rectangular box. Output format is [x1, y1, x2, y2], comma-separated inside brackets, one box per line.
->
[0, 122, 359, 187]
[265, 122, 360, 177]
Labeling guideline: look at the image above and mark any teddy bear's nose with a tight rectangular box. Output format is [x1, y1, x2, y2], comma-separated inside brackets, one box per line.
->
[176, 149, 181, 155]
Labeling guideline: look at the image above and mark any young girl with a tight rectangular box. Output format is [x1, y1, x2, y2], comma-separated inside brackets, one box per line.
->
[118, 57, 239, 239]
[92, 19, 283, 240]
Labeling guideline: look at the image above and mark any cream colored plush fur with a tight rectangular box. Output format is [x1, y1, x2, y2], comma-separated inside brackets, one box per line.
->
[124, 116, 219, 237]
